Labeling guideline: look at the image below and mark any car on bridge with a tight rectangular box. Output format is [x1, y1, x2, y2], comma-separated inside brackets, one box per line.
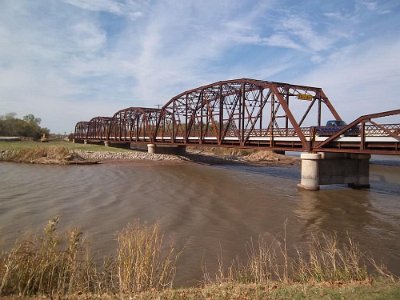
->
[314, 120, 360, 137]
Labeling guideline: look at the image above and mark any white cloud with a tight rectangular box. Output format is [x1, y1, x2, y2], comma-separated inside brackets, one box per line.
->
[127, 1, 274, 102]
[262, 34, 303, 50]
[0, 0, 399, 133]
[62, 0, 147, 20]
[71, 21, 107, 53]
[358, 0, 378, 11]
[324, 12, 347, 20]
[280, 16, 342, 52]
[298, 39, 400, 121]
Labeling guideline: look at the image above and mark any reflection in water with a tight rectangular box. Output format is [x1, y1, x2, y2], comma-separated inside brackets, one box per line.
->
[296, 188, 374, 236]
[295, 181, 400, 273]
[0, 160, 399, 285]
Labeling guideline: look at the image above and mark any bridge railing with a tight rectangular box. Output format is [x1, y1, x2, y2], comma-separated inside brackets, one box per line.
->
[312, 109, 400, 153]
[72, 78, 400, 154]
[74, 121, 90, 139]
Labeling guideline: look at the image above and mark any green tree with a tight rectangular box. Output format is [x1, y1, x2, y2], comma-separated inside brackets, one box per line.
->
[0, 113, 50, 139]
[23, 114, 41, 125]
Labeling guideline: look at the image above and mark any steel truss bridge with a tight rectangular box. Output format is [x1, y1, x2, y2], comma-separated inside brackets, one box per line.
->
[74, 78, 400, 155]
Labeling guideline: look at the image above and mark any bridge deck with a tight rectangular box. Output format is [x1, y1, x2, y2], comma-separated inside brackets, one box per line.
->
[73, 78, 400, 155]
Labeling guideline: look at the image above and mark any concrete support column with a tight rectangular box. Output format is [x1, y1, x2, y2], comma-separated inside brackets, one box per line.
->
[84, 139, 88, 145]
[177, 145, 187, 155]
[298, 153, 321, 191]
[147, 144, 186, 155]
[298, 152, 370, 191]
[272, 150, 285, 155]
[348, 154, 370, 189]
[147, 144, 156, 154]
[104, 141, 110, 147]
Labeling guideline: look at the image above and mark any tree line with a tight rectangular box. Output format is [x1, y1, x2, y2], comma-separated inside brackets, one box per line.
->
[0, 113, 50, 139]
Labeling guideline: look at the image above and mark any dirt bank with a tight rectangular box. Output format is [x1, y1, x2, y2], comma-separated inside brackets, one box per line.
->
[0, 147, 182, 165]
[185, 146, 299, 166]
[0, 141, 299, 167]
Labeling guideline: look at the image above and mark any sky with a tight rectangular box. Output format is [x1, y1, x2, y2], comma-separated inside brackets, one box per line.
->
[0, 0, 399, 133]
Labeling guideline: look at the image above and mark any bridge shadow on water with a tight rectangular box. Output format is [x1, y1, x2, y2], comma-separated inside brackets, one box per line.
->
[184, 152, 400, 196]
[181, 152, 301, 181]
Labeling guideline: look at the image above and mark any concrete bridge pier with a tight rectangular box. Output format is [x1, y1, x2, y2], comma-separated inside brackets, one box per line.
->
[147, 144, 186, 155]
[298, 152, 370, 191]
[104, 141, 131, 149]
[147, 144, 156, 154]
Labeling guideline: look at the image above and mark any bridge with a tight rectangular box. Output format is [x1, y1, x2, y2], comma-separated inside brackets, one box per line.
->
[73, 78, 400, 190]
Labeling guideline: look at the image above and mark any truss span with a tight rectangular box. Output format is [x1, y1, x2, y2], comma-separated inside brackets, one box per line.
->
[109, 107, 160, 142]
[86, 117, 112, 140]
[155, 78, 340, 150]
[73, 78, 400, 155]
[74, 121, 90, 139]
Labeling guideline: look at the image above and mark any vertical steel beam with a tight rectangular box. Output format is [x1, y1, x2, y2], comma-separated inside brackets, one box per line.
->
[219, 85, 223, 145]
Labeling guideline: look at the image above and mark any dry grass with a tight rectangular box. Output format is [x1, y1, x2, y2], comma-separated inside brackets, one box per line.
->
[0, 140, 133, 153]
[0, 218, 179, 297]
[294, 233, 369, 283]
[0, 146, 99, 164]
[0, 217, 87, 296]
[0, 218, 397, 298]
[116, 222, 179, 294]
[3, 146, 71, 163]
[204, 231, 395, 288]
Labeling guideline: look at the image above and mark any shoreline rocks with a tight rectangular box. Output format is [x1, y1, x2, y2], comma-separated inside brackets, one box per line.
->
[0, 146, 298, 167]
[73, 150, 183, 162]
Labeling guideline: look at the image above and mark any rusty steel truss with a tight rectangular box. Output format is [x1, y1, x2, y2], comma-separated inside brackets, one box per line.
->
[74, 121, 90, 139]
[312, 109, 400, 154]
[73, 78, 400, 155]
[109, 107, 160, 142]
[86, 117, 112, 140]
[154, 78, 340, 150]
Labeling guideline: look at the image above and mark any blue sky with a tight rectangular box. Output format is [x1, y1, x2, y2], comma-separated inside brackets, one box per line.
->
[0, 0, 399, 133]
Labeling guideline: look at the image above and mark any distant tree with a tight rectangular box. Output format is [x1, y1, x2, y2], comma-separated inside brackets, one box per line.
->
[23, 114, 42, 125]
[1, 112, 17, 120]
[0, 113, 50, 139]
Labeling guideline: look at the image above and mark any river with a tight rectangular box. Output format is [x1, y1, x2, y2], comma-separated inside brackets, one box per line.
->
[0, 158, 399, 286]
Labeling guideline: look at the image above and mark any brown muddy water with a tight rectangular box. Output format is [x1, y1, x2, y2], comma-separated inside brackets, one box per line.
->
[0, 158, 399, 286]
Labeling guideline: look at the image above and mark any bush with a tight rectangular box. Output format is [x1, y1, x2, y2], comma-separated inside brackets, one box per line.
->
[0, 113, 50, 139]
[0, 218, 180, 297]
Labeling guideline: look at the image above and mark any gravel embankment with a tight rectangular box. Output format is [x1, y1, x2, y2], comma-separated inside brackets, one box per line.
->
[73, 150, 183, 161]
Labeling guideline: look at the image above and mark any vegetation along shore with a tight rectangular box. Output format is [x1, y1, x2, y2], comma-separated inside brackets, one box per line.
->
[0, 140, 181, 164]
[3, 139, 397, 299]
[0, 218, 398, 299]
[0, 140, 297, 166]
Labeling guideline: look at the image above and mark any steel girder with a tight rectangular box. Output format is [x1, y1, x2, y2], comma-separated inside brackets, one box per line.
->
[154, 78, 340, 149]
[86, 117, 112, 140]
[74, 121, 90, 139]
[313, 109, 400, 154]
[109, 107, 160, 142]
[72, 78, 400, 155]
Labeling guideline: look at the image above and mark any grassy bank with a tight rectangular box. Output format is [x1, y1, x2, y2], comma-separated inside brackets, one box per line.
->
[113, 281, 400, 300]
[0, 140, 297, 165]
[0, 219, 398, 299]
[0, 140, 133, 153]
[0, 140, 144, 164]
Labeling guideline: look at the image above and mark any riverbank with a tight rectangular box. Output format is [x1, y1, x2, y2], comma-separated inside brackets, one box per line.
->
[185, 145, 298, 166]
[0, 140, 298, 166]
[0, 218, 398, 299]
[0, 140, 182, 164]
[125, 281, 400, 300]
[2, 281, 400, 299]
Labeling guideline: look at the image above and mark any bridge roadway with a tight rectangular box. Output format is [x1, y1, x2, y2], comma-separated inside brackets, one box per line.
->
[73, 79, 400, 156]
[73, 78, 400, 189]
